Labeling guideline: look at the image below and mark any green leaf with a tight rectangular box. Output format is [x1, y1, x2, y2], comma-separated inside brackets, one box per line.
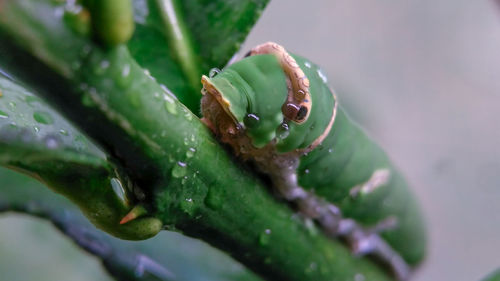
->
[0, 75, 164, 240]
[0, 167, 261, 281]
[0, 74, 105, 165]
[482, 269, 500, 281]
[128, 0, 269, 113]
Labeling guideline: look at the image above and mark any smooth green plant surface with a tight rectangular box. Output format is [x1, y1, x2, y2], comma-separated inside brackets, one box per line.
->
[0, 0, 425, 280]
[482, 269, 500, 281]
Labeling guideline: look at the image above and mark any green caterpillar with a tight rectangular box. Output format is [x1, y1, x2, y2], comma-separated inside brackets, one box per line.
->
[201, 42, 426, 280]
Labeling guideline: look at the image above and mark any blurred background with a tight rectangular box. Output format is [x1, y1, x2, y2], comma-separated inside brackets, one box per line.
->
[1, 1, 499, 281]
[245, 0, 500, 280]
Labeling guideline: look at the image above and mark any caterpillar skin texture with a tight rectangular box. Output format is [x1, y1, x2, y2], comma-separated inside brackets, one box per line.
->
[201, 42, 426, 280]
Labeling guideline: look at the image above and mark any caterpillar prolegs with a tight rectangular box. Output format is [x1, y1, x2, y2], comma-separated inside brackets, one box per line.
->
[201, 42, 426, 280]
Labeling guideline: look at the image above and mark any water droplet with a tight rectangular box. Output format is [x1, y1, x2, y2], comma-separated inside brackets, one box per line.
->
[317, 69, 328, 83]
[44, 135, 61, 149]
[276, 123, 290, 140]
[304, 62, 312, 68]
[93, 60, 109, 75]
[328, 148, 333, 153]
[244, 113, 260, 128]
[186, 147, 196, 158]
[33, 126, 40, 133]
[180, 107, 192, 121]
[33, 111, 54, 125]
[74, 134, 89, 150]
[101, 60, 110, 69]
[304, 169, 310, 174]
[8, 101, 16, 109]
[160, 85, 177, 101]
[180, 198, 195, 216]
[172, 161, 187, 178]
[80, 44, 92, 58]
[25, 96, 41, 105]
[305, 262, 318, 274]
[59, 129, 69, 136]
[295, 90, 306, 101]
[209, 68, 221, 78]
[122, 64, 130, 77]
[54, 6, 64, 17]
[181, 176, 188, 185]
[0, 110, 9, 119]
[110, 177, 128, 205]
[81, 93, 95, 106]
[259, 229, 272, 245]
[354, 273, 365, 281]
[164, 100, 177, 115]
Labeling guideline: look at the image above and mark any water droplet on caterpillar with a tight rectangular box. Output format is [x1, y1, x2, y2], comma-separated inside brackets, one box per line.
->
[317, 68, 328, 83]
[244, 113, 260, 128]
[209, 68, 221, 78]
[276, 123, 290, 140]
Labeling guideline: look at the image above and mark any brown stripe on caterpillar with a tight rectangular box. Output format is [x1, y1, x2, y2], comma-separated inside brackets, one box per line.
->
[248, 42, 337, 153]
[248, 42, 311, 123]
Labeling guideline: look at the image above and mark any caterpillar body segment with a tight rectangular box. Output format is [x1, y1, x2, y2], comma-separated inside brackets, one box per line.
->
[201, 42, 425, 280]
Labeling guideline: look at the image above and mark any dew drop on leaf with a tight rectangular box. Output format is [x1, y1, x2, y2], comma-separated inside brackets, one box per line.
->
[172, 161, 187, 178]
[180, 198, 195, 216]
[0, 110, 9, 119]
[259, 229, 272, 245]
[33, 111, 54, 125]
[164, 100, 177, 115]
[354, 273, 366, 281]
[186, 147, 196, 158]
[44, 135, 61, 149]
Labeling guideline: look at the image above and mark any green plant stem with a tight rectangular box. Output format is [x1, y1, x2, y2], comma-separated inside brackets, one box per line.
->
[0, 201, 176, 281]
[0, 1, 395, 280]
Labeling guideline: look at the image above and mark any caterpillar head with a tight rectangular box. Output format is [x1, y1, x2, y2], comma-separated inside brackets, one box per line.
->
[201, 45, 337, 155]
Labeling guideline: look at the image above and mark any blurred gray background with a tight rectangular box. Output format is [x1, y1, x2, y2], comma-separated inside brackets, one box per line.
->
[244, 0, 500, 280]
[1, 1, 499, 281]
